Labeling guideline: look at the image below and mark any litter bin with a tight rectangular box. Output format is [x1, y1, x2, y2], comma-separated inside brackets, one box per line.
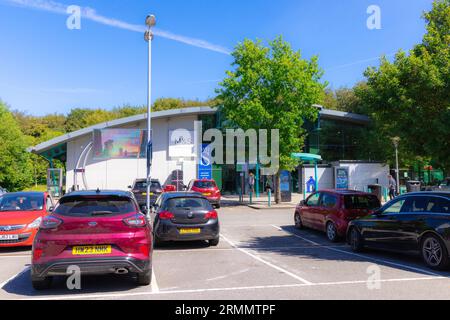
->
[368, 184, 383, 202]
[406, 181, 421, 193]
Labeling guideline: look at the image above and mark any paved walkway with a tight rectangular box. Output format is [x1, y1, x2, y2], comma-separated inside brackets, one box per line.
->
[222, 194, 303, 210]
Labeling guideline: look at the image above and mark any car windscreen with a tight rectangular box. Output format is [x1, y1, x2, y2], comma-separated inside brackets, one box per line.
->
[134, 181, 162, 190]
[344, 195, 381, 210]
[54, 196, 136, 217]
[0, 194, 44, 212]
[165, 197, 212, 211]
[193, 181, 216, 189]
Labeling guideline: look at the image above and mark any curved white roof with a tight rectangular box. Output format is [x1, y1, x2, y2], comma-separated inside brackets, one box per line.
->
[29, 105, 370, 155]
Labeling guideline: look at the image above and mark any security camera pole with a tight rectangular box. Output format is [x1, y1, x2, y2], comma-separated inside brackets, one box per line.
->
[145, 15, 156, 213]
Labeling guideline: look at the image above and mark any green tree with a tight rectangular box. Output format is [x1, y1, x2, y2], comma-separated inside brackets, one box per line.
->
[360, 0, 450, 174]
[217, 36, 326, 203]
[0, 101, 33, 191]
[152, 97, 218, 112]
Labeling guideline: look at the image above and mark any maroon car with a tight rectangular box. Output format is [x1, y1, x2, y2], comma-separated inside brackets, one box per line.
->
[294, 190, 381, 242]
[31, 190, 153, 290]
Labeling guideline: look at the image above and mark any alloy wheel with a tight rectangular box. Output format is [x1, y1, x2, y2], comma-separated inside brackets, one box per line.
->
[327, 222, 337, 241]
[423, 237, 443, 267]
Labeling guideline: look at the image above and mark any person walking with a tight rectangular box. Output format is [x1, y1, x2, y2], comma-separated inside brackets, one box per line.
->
[388, 175, 397, 200]
[248, 172, 255, 194]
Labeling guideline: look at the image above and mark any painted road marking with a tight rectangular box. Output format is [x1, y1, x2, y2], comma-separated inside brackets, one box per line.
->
[271, 225, 444, 277]
[151, 269, 159, 293]
[206, 268, 251, 282]
[20, 276, 448, 300]
[220, 234, 313, 285]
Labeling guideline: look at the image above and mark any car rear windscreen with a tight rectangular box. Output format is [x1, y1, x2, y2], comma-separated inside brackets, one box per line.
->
[134, 181, 162, 190]
[166, 197, 212, 211]
[54, 196, 136, 217]
[344, 195, 381, 210]
[194, 181, 216, 189]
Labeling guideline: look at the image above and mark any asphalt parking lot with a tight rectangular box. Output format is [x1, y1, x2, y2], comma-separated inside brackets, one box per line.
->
[0, 206, 449, 300]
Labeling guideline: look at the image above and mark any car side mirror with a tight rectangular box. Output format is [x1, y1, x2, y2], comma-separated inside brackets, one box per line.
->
[300, 200, 306, 206]
[48, 206, 55, 213]
[128, 185, 132, 189]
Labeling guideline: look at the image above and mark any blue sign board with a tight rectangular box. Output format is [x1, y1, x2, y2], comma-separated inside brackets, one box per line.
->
[335, 167, 350, 190]
[198, 144, 212, 180]
[306, 176, 316, 193]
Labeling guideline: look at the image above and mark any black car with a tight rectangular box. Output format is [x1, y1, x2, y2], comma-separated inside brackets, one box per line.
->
[151, 192, 220, 247]
[129, 179, 163, 208]
[347, 192, 450, 270]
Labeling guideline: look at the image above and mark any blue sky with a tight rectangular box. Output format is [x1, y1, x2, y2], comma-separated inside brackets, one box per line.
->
[0, 0, 433, 115]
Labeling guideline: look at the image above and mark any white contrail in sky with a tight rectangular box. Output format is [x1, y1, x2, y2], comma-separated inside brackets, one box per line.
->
[2, 0, 232, 55]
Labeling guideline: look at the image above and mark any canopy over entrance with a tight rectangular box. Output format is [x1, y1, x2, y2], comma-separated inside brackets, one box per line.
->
[291, 153, 323, 198]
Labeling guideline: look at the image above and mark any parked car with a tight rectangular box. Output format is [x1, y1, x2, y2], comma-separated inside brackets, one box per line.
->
[151, 192, 220, 247]
[129, 179, 163, 208]
[294, 190, 381, 242]
[0, 192, 54, 248]
[187, 179, 221, 208]
[347, 192, 450, 270]
[163, 185, 177, 193]
[31, 190, 153, 290]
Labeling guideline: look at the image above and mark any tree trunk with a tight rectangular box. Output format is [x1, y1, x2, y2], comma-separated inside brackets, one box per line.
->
[275, 171, 281, 204]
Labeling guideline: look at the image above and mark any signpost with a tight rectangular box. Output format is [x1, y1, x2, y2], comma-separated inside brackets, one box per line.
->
[198, 144, 213, 180]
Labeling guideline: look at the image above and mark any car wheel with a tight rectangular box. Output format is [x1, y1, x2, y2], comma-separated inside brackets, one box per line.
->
[31, 276, 52, 290]
[421, 234, 449, 271]
[209, 237, 220, 247]
[294, 212, 303, 229]
[136, 268, 152, 286]
[326, 222, 339, 243]
[349, 227, 364, 252]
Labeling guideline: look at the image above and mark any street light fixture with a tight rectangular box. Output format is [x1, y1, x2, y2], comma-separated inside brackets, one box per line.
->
[145, 14, 156, 214]
[391, 137, 401, 195]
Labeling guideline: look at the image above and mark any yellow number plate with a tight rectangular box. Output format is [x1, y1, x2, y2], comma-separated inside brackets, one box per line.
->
[203, 193, 211, 196]
[179, 228, 201, 235]
[72, 245, 112, 255]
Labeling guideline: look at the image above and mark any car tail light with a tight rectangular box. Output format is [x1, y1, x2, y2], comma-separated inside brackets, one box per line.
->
[33, 248, 43, 261]
[138, 243, 151, 256]
[205, 210, 218, 220]
[40, 216, 63, 230]
[124, 215, 147, 227]
[159, 211, 175, 220]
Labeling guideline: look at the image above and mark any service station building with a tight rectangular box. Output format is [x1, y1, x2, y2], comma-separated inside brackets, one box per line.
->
[29, 106, 389, 198]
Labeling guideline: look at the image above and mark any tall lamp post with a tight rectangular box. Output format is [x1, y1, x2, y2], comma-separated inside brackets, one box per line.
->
[392, 137, 401, 195]
[145, 15, 156, 213]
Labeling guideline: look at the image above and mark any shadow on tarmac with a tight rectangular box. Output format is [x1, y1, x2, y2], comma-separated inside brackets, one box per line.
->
[0, 247, 32, 255]
[240, 225, 450, 278]
[2, 268, 145, 298]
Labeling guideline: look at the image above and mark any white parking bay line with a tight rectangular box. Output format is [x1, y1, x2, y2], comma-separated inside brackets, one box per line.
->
[151, 269, 159, 293]
[21, 276, 447, 300]
[220, 234, 313, 285]
[0, 266, 31, 289]
[271, 225, 443, 277]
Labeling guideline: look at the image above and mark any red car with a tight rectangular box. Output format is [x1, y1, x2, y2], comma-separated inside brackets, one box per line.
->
[294, 190, 381, 242]
[187, 179, 221, 208]
[0, 192, 54, 248]
[31, 190, 152, 290]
